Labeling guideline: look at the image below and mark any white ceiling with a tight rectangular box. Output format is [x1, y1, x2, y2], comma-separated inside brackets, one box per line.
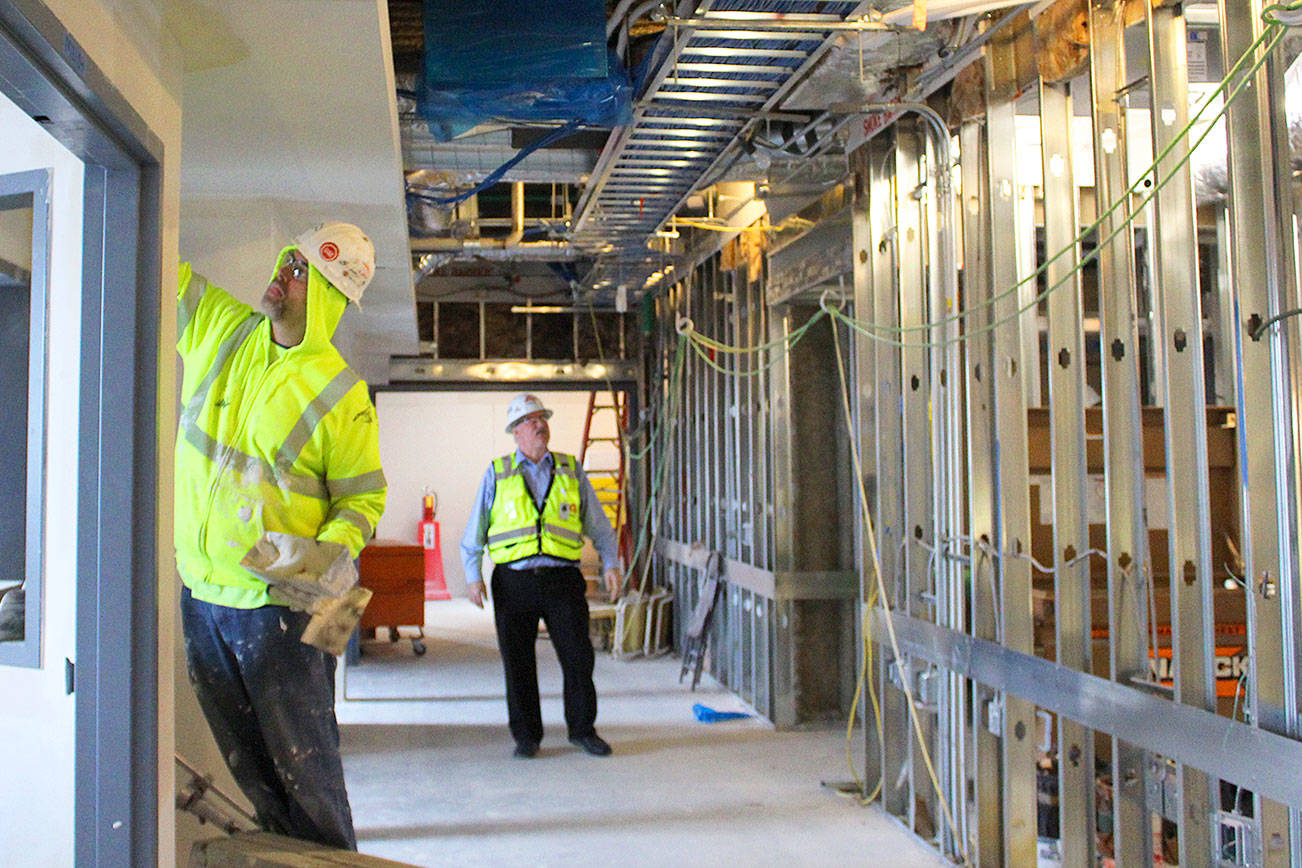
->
[175, 0, 415, 355]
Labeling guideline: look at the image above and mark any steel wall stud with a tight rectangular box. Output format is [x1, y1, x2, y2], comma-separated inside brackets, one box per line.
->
[960, 116, 1003, 866]
[897, 120, 940, 840]
[1088, 3, 1155, 863]
[1040, 77, 1097, 868]
[871, 129, 911, 820]
[850, 144, 887, 804]
[769, 290, 797, 727]
[1220, 1, 1301, 863]
[1145, 6, 1216, 863]
[986, 90, 1038, 867]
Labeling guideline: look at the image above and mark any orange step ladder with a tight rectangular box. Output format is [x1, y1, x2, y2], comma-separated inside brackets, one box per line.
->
[578, 389, 632, 567]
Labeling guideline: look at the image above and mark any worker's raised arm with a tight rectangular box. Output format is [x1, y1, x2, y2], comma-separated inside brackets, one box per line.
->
[176, 260, 255, 361]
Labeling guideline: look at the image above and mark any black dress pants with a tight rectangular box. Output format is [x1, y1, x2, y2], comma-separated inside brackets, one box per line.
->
[491, 563, 597, 744]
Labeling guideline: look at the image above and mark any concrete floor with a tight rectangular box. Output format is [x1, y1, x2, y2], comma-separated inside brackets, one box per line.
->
[336, 600, 948, 868]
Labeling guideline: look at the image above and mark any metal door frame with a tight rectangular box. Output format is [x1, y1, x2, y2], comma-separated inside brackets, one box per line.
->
[0, 1, 162, 862]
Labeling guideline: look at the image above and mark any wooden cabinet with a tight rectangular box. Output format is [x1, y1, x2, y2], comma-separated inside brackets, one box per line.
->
[358, 540, 425, 634]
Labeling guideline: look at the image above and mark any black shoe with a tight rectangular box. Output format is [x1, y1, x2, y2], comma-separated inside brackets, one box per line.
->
[568, 733, 612, 756]
[513, 740, 539, 759]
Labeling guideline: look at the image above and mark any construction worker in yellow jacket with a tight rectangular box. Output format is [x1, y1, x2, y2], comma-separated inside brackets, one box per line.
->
[175, 221, 386, 850]
[461, 393, 623, 760]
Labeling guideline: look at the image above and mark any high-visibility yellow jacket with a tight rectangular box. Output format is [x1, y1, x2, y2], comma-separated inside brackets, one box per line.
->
[174, 252, 387, 608]
[486, 452, 584, 563]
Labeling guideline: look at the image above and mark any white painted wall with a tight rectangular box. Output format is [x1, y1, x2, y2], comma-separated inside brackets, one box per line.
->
[177, 0, 416, 365]
[0, 88, 85, 867]
[374, 390, 608, 596]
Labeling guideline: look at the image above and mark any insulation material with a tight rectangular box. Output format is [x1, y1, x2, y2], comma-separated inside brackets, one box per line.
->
[419, 0, 631, 140]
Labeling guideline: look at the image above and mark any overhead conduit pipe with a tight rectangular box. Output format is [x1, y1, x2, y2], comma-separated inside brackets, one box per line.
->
[411, 181, 566, 253]
[833, 101, 956, 308]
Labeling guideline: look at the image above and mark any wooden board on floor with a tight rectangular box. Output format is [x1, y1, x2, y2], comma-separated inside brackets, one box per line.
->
[191, 831, 416, 867]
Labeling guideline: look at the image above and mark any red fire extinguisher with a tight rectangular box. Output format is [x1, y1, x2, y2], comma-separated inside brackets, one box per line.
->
[419, 487, 450, 600]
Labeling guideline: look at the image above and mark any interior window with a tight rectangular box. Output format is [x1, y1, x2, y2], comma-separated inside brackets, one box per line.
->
[0, 169, 49, 668]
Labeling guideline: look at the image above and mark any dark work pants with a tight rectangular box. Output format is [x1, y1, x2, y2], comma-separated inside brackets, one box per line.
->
[180, 585, 356, 850]
[490, 564, 597, 745]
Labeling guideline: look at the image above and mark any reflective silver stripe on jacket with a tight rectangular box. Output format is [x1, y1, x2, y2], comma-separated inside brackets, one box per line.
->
[327, 468, 387, 499]
[178, 312, 262, 433]
[487, 526, 535, 546]
[326, 506, 373, 541]
[276, 367, 361, 470]
[178, 274, 208, 338]
[182, 424, 331, 499]
[542, 523, 583, 544]
[494, 457, 520, 480]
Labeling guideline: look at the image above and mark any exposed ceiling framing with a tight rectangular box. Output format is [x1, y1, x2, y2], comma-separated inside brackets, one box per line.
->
[392, 1, 1022, 309]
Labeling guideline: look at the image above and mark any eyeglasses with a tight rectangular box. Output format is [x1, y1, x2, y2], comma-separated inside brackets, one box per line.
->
[282, 257, 308, 281]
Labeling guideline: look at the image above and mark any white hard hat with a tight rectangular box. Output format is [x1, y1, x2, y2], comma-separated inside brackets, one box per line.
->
[293, 221, 375, 304]
[505, 393, 552, 433]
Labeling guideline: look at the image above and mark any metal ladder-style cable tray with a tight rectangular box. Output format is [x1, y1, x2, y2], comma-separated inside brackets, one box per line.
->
[570, 1, 875, 291]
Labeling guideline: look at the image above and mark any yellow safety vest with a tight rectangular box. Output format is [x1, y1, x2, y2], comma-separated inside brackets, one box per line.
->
[174, 255, 387, 608]
[486, 452, 584, 564]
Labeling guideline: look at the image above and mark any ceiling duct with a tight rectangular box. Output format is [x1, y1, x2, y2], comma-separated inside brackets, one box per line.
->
[414, 0, 631, 141]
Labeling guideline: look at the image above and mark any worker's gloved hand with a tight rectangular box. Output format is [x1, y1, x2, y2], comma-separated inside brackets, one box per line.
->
[265, 581, 327, 613]
[301, 586, 373, 655]
[240, 532, 358, 612]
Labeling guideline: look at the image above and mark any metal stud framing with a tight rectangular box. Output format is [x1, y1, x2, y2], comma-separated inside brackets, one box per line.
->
[1088, 4, 1155, 863]
[897, 120, 941, 841]
[959, 117, 1003, 866]
[1221, 1, 1301, 863]
[636, 4, 1302, 866]
[1145, 6, 1216, 862]
[849, 140, 884, 809]
[654, 233, 856, 726]
[1040, 77, 1095, 868]
[868, 128, 911, 820]
[985, 92, 1039, 868]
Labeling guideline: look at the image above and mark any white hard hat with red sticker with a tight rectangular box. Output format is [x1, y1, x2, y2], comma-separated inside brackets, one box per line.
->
[294, 221, 375, 304]
[505, 393, 552, 433]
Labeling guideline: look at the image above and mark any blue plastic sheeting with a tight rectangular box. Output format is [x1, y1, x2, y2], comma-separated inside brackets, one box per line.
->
[693, 703, 751, 723]
[419, 0, 632, 141]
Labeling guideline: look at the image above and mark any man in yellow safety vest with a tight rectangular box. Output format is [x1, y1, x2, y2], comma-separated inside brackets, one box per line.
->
[175, 221, 387, 850]
[461, 393, 623, 759]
